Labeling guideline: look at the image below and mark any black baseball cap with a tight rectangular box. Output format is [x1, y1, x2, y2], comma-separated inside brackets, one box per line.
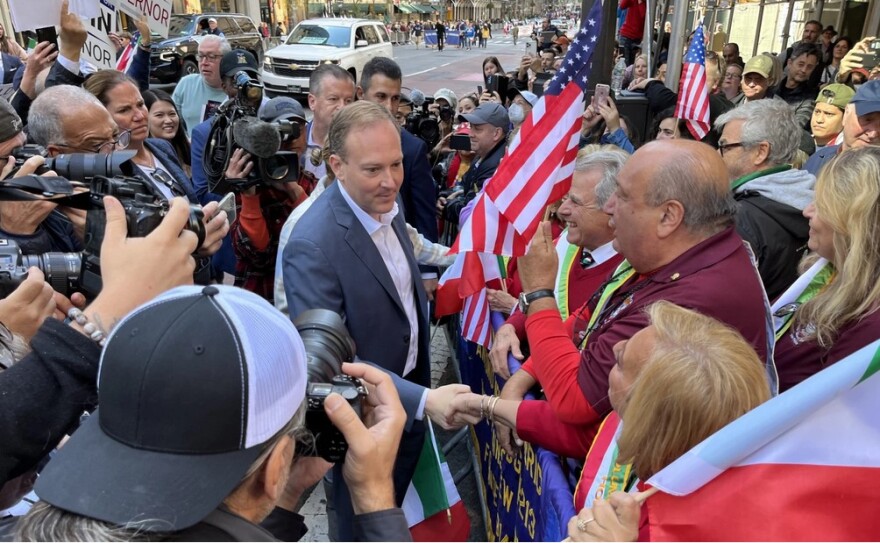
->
[220, 49, 259, 78]
[34, 285, 308, 532]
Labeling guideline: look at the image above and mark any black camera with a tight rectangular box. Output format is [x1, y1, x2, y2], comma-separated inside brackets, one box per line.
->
[405, 96, 442, 150]
[79, 175, 205, 298]
[0, 151, 206, 299]
[293, 309, 367, 463]
[0, 239, 81, 298]
[204, 71, 300, 194]
[9, 145, 137, 180]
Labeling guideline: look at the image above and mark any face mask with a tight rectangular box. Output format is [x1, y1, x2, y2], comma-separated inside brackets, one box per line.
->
[508, 103, 526, 125]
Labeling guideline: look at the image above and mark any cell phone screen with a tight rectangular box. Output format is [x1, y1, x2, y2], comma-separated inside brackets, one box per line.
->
[450, 134, 472, 151]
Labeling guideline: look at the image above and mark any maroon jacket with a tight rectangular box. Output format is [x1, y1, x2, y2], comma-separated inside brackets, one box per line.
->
[523, 226, 771, 425]
[775, 309, 880, 392]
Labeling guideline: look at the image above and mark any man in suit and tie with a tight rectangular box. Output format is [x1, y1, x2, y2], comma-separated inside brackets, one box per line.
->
[282, 101, 469, 541]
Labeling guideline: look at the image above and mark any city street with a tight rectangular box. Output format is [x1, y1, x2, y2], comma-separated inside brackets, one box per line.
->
[152, 29, 536, 110]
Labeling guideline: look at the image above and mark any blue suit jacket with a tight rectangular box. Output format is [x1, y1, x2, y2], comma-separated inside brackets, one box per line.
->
[282, 182, 429, 539]
[3, 53, 22, 86]
[145, 138, 199, 203]
[400, 129, 439, 274]
[190, 118, 224, 206]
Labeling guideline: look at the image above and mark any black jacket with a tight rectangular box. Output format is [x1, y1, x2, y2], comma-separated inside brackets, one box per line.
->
[0, 319, 100, 483]
[443, 138, 506, 223]
[734, 191, 810, 300]
[172, 504, 412, 541]
[643, 80, 734, 146]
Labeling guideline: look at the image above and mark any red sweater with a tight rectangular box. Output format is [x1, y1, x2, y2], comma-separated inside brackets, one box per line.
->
[619, 0, 647, 40]
[522, 228, 770, 426]
[505, 255, 623, 338]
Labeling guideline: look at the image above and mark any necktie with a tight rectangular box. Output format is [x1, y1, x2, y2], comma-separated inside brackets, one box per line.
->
[580, 248, 594, 269]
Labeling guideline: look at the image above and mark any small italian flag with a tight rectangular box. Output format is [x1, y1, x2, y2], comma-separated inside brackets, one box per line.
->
[402, 421, 471, 541]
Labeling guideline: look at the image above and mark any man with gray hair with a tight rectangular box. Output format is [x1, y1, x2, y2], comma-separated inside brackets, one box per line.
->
[495, 139, 771, 457]
[172, 35, 230, 138]
[715, 98, 815, 299]
[489, 146, 627, 379]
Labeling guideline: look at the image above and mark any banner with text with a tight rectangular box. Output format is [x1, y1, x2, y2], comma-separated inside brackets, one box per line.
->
[8, 0, 98, 32]
[113, 0, 172, 38]
[456, 313, 577, 541]
[82, 0, 117, 71]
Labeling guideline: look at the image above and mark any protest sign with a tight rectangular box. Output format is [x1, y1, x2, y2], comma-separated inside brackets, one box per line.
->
[82, 0, 117, 71]
[8, 0, 98, 32]
[113, 0, 172, 38]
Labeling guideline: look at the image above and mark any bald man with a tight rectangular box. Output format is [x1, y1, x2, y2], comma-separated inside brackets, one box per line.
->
[497, 140, 773, 456]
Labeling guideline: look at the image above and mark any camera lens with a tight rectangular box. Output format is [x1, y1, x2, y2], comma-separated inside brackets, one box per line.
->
[21, 252, 82, 296]
[293, 309, 356, 385]
[263, 155, 289, 180]
[46, 151, 137, 180]
[187, 206, 206, 248]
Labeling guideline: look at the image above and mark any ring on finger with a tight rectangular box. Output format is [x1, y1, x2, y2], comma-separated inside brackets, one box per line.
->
[576, 517, 595, 532]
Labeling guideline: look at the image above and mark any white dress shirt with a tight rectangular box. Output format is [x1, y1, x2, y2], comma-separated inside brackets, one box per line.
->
[338, 182, 420, 377]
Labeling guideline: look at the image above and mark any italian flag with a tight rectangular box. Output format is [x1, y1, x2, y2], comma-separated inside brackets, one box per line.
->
[644, 339, 880, 540]
[402, 421, 471, 541]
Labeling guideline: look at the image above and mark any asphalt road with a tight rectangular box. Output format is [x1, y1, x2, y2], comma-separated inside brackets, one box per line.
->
[150, 30, 537, 113]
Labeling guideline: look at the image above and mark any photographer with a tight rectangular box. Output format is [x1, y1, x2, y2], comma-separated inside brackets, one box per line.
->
[0, 196, 198, 485]
[0, 100, 81, 253]
[15, 283, 411, 542]
[227, 97, 315, 302]
[27, 84, 228, 284]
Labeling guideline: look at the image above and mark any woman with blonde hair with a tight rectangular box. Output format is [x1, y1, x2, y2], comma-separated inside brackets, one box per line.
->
[448, 301, 770, 540]
[565, 301, 770, 541]
[773, 146, 880, 392]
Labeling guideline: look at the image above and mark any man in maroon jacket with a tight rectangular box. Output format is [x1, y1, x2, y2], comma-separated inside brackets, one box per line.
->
[498, 140, 772, 456]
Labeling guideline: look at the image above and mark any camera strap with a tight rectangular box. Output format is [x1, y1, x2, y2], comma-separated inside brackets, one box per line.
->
[0, 175, 92, 207]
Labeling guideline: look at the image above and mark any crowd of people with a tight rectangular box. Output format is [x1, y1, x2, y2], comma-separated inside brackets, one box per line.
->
[0, 0, 878, 540]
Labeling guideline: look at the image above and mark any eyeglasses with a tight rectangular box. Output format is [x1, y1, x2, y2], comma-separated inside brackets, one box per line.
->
[197, 53, 223, 62]
[718, 141, 745, 156]
[58, 130, 132, 154]
[724, 72, 742, 79]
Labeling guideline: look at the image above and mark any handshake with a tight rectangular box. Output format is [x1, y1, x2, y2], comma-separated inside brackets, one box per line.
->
[425, 387, 518, 434]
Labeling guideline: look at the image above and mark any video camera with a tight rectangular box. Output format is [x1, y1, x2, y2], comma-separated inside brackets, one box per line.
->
[0, 147, 205, 300]
[203, 71, 300, 194]
[405, 89, 451, 150]
[293, 309, 368, 463]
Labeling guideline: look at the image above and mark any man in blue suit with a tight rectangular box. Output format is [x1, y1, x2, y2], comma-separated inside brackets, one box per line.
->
[282, 101, 468, 541]
[356, 57, 441, 300]
[1, 52, 23, 85]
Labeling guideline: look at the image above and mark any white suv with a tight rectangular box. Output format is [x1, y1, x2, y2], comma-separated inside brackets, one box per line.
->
[261, 18, 393, 96]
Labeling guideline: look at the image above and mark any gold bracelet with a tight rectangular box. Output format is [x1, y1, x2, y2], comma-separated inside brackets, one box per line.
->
[488, 395, 500, 424]
[480, 395, 488, 420]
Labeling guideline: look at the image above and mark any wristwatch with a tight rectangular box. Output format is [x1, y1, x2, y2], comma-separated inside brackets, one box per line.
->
[518, 289, 555, 314]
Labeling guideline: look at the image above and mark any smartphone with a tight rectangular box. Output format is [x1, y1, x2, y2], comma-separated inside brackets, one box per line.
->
[594, 84, 611, 107]
[477, 85, 483, 96]
[218, 192, 237, 225]
[450, 134, 472, 151]
[35, 26, 59, 49]
[862, 43, 880, 71]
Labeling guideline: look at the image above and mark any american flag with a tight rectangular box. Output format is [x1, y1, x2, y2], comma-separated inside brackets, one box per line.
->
[484, 0, 603, 242]
[437, 0, 602, 346]
[675, 24, 711, 140]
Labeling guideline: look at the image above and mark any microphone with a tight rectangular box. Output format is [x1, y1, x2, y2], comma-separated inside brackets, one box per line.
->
[410, 89, 426, 107]
[232, 117, 281, 158]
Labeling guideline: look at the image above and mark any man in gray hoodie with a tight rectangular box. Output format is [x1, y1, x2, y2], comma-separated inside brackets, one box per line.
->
[715, 99, 816, 299]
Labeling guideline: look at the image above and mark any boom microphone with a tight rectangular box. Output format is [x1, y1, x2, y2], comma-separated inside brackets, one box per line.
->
[232, 117, 282, 158]
[410, 89, 426, 108]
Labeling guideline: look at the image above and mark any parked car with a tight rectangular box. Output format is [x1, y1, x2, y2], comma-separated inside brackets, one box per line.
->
[150, 13, 264, 84]
[260, 18, 392, 97]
